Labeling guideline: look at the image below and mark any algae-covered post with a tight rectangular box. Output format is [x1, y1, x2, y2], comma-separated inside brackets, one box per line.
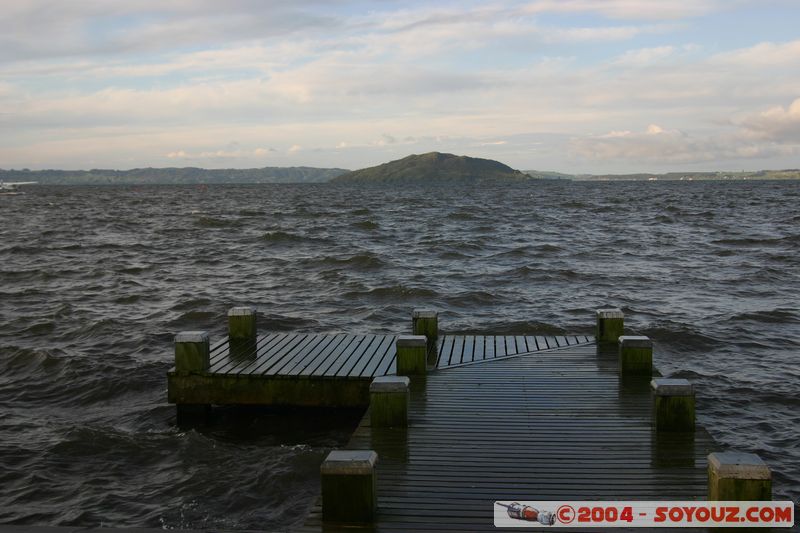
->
[596, 308, 624, 343]
[321, 450, 378, 524]
[618, 335, 653, 376]
[227, 306, 257, 354]
[651, 378, 695, 432]
[395, 335, 427, 375]
[173, 331, 211, 423]
[370, 376, 410, 428]
[412, 309, 438, 352]
[174, 331, 210, 374]
[708, 452, 772, 501]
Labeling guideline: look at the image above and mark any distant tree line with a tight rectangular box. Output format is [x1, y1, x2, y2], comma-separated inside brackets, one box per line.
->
[0, 166, 348, 185]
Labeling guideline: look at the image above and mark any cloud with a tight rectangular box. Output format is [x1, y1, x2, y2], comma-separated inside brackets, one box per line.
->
[166, 146, 275, 160]
[542, 24, 671, 43]
[740, 97, 800, 142]
[0, 1, 339, 63]
[711, 39, 800, 68]
[612, 45, 676, 66]
[571, 117, 800, 164]
[478, 140, 508, 146]
[521, 0, 723, 20]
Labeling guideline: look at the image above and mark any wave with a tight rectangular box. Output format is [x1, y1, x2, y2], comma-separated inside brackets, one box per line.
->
[194, 216, 240, 228]
[310, 254, 386, 269]
[261, 231, 328, 244]
[350, 220, 379, 230]
[727, 308, 798, 324]
[343, 285, 439, 301]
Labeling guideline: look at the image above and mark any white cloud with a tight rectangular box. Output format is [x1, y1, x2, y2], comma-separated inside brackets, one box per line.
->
[479, 140, 508, 146]
[613, 45, 676, 66]
[740, 98, 800, 141]
[521, 0, 723, 20]
[712, 40, 800, 68]
[165, 146, 275, 160]
[571, 116, 800, 164]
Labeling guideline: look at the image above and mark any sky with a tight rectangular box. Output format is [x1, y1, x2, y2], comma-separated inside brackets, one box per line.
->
[1, 0, 799, 173]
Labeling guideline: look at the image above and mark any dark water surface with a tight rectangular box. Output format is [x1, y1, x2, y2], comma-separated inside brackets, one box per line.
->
[1, 181, 798, 529]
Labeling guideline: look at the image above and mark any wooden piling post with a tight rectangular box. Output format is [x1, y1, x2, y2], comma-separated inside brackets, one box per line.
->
[174, 331, 210, 374]
[174, 331, 211, 424]
[228, 306, 257, 354]
[396, 335, 427, 376]
[651, 378, 695, 432]
[412, 309, 438, 352]
[618, 335, 653, 376]
[370, 376, 410, 428]
[321, 450, 378, 523]
[596, 308, 624, 343]
[708, 452, 772, 500]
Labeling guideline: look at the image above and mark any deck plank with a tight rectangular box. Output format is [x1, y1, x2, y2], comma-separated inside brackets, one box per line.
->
[320, 335, 369, 377]
[362, 335, 396, 378]
[249, 334, 316, 375]
[210, 334, 274, 373]
[336, 335, 379, 377]
[461, 336, 475, 364]
[524, 335, 539, 351]
[450, 336, 465, 366]
[473, 335, 485, 361]
[514, 335, 528, 353]
[265, 334, 329, 376]
[233, 334, 299, 375]
[284, 334, 341, 376]
[484, 335, 495, 360]
[305, 343, 718, 532]
[373, 340, 398, 377]
[307, 334, 359, 377]
[437, 336, 454, 369]
[494, 336, 506, 358]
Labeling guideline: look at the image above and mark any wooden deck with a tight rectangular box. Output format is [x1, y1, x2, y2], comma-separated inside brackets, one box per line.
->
[299, 342, 717, 532]
[167, 334, 594, 407]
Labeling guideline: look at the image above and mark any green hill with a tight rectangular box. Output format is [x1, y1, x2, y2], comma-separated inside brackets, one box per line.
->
[331, 152, 531, 184]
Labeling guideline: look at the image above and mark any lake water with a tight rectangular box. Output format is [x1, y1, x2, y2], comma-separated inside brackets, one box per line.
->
[1, 181, 798, 529]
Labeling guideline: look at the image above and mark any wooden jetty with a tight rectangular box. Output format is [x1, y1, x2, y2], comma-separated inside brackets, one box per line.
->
[166, 308, 780, 532]
[167, 306, 593, 410]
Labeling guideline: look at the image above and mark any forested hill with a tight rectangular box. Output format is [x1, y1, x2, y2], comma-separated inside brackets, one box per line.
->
[331, 152, 533, 184]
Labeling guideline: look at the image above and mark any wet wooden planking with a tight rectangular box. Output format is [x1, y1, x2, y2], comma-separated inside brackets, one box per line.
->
[197, 333, 596, 378]
[302, 343, 717, 532]
[355, 335, 395, 378]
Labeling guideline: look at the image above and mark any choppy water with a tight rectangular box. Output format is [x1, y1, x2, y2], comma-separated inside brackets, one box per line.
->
[1, 181, 798, 529]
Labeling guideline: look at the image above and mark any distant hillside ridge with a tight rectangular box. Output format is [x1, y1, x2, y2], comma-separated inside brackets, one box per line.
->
[331, 152, 533, 184]
[0, 166, 349, 185]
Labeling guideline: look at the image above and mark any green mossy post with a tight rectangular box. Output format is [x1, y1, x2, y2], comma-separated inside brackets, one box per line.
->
[174, 331, 211, 424]
[321, 450, 378, 523]
[174, 331, 210, 374]
[412, 309, 438, 353]
[596, 308, 624, 343]
[396, 335, 427, 376]
[708, 452, 772, 501]
[228, 306, 257, 355]
[618, 335, 653, 376]
[370, 376, 410, 428]
[651, 378, 695, 432]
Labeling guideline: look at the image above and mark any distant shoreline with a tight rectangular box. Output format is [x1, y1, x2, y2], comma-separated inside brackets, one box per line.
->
[2, 166, 798, 185]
